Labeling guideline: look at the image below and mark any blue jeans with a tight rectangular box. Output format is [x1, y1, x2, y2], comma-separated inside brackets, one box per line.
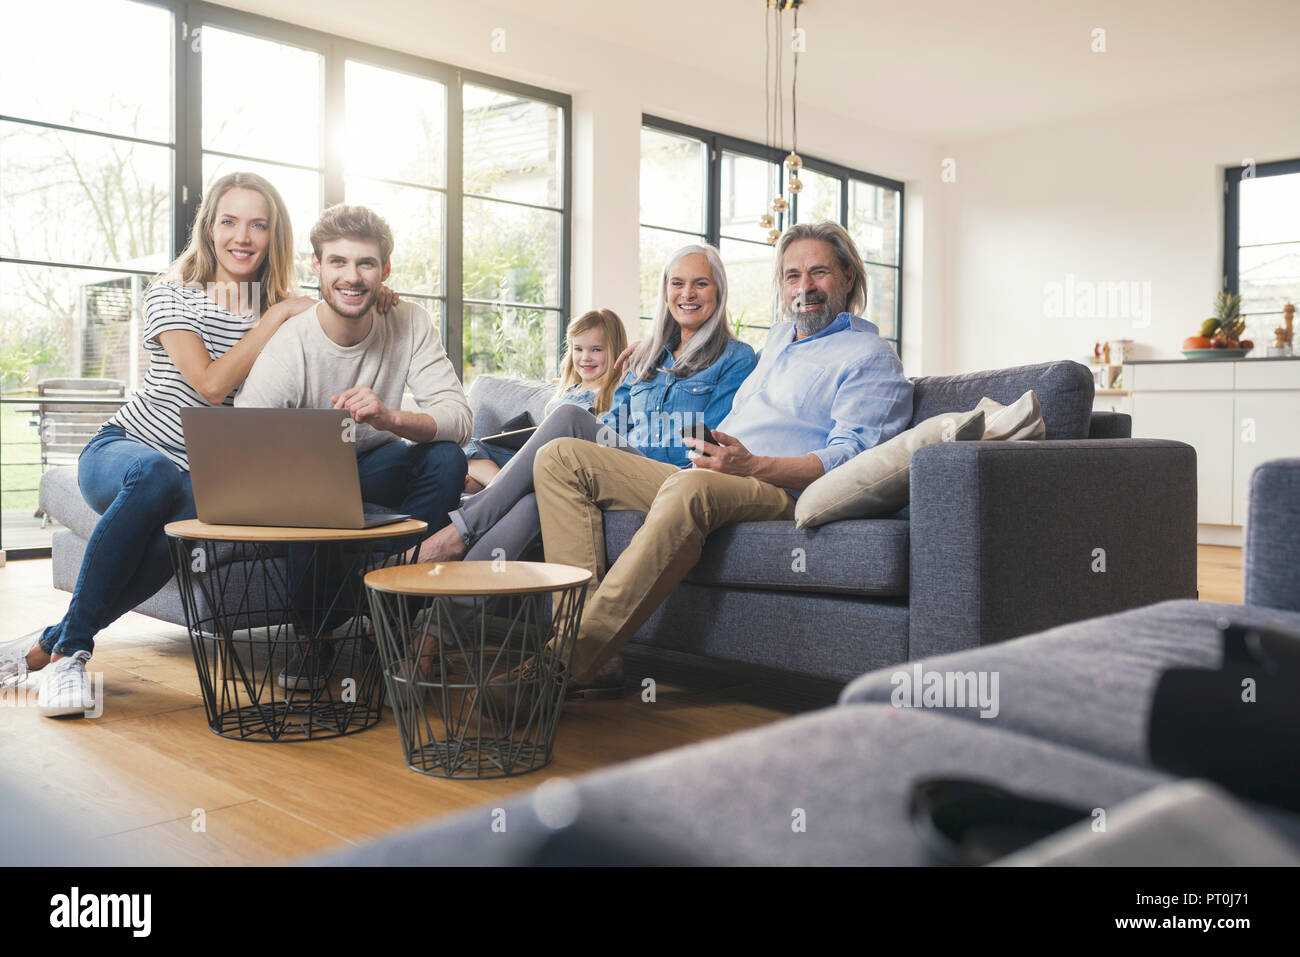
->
[288, 439, 468, 636]
[40, 426, 196, 657]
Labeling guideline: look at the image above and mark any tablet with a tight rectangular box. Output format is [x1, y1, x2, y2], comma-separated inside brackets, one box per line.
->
[478, 426, 538, 451]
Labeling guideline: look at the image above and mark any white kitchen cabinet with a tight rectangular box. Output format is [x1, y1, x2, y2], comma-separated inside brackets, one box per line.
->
[1130, 390, 1236, 525]
[1232, 391, 1300, 525]
[1125, 360, 1300, 533]
[1127, 362, 1235, 392]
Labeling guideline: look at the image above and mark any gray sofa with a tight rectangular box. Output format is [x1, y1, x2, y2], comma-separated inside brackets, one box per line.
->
[313, 458, 1300, 866]
[39, 359, 1197, 683]
[465, 360, 1197, 680]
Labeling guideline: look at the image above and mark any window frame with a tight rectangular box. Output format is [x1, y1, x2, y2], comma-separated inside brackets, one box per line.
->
[1223, 156, 1300, 318]
[641, 114, 904, 354]
[183, 1, 572, 376]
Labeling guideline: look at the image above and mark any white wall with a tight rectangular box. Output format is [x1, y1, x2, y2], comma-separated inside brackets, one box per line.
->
[221, 0, 947, 374]
[941, 84, 1300, 375]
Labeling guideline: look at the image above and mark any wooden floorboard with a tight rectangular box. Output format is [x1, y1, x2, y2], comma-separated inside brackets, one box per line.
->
[95, 800, 352, 866]
[1196, 544, 1245, 604]
[0, 544, 1243, 865]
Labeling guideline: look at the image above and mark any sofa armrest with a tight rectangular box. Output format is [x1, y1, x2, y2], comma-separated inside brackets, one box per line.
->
[1088, 411, 1131, 438]
[1244, 458, 1300, 613]
[908, 438, 1197, 659]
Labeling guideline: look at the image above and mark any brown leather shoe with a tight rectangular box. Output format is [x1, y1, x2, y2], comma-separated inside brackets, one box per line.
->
[566, 654, 625, 700]
[480, 654, 563, 732]
[480, 652, 627, 732]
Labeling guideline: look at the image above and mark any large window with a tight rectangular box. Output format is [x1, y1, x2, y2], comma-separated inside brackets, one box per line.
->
[0, 0, 175, 555]
[0, 0, 570, 555]
[1225, 158, 1300, 348]
[639, 117, 902, 355]
[200, 25, 325, 287]
[462, 85, 566, 383]
[342, 59, 447, 341]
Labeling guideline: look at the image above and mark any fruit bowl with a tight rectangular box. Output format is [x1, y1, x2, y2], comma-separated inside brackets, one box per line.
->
[1182, 347, 1253, 360]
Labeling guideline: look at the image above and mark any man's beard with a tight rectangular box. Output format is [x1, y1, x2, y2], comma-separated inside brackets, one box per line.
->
[322, 282, 377, 319]
[787, 289, 846, 336]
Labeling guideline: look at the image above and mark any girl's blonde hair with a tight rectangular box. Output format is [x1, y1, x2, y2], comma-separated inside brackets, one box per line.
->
[163, 171, 297, 312]
[556, 309, 628, 415]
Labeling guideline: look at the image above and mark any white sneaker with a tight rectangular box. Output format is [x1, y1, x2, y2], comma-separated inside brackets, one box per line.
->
[38, 651, 95, 718]
[0, 630, 44, 689]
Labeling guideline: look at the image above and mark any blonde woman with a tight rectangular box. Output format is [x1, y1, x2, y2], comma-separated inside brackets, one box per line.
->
[0, 172, 397, 717]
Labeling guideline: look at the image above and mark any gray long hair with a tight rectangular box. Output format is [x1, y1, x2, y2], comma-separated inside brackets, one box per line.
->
[772, 221, 868, 318]
[629, 243, 735, 381]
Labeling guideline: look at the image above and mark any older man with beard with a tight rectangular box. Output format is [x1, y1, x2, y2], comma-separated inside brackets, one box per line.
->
[526, 221, 914, 695]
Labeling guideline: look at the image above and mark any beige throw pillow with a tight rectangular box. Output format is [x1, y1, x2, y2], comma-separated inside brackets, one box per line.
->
[794, 408, 985, 529]
[976, 390, 1045, 440]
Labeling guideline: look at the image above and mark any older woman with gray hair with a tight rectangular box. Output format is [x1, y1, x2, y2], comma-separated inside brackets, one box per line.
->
[416, 243, 757, 571]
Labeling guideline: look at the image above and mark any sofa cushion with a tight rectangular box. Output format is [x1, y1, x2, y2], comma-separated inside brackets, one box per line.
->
[51, 528, 284, 630]
[840, 599, 1300, 769]
[604, 509, 909, 597]
[39, 466, 100, 541]
[976, 390, 1046, 440]
[1088, 411, 1132, 438]
[42, 466, 253, 569]
[628, 581, 910, 681]
[910, 360, 1093, 439]
[794, 409, 984, 528]
[995, 781, 1300, 866]
[309, 704, 1170, 866]
[465, 374, 554, 440]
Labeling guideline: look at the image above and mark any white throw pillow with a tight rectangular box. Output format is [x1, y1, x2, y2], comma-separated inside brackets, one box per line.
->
[794, 409, 985, 529]
[976, 390, 1045, 440]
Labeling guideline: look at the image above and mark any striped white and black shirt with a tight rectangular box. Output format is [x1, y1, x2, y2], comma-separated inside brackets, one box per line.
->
[107, 282, 258, 471]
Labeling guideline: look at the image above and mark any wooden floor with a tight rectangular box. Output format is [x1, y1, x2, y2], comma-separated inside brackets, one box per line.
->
[1196, 545, 1246, 604]
[0, 545, 1242, 865]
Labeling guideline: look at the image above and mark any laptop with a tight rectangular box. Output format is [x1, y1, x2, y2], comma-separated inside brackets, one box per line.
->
[182, 408, 410, 529]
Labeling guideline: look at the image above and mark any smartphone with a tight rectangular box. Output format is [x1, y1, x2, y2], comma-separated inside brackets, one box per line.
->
[680, 421, 716, 446]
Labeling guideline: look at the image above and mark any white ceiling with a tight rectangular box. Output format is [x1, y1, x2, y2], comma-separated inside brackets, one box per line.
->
[478, 0, 1300, 144]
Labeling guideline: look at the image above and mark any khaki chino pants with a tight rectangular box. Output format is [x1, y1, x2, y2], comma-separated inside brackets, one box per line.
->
[533, 438, 796, 682]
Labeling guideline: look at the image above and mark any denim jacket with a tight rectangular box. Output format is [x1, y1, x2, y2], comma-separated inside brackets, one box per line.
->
[601, 337, 758, 467]
[544, 384, 598, 418]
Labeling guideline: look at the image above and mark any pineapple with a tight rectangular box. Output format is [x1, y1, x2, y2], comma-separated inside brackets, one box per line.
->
[1208, 292, 1244, 346]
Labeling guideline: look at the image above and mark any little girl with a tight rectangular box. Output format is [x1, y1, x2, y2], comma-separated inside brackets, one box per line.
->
[466, 309, 627, 490]
[546, 308, 627, 416]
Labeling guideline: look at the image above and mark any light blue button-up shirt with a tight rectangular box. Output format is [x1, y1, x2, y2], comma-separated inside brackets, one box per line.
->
[601, 337, 757, 468]
[718, 314, 913, 485]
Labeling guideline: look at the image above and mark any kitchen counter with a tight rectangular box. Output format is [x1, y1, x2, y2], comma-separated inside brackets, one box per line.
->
[1126, 355, 1298, 364]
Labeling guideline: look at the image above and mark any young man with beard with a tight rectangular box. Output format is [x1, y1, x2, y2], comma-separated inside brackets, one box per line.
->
[235, 205, 470, 686]
[528, 221, 914, 695]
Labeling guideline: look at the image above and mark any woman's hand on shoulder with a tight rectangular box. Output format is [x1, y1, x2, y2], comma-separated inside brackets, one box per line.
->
[262, 295, 317, 327]
[376, 285, 401, 314]
[615, 341, 640, 373]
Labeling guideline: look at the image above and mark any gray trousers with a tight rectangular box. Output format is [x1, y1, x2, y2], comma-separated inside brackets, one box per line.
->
[449, 403, 642, 562]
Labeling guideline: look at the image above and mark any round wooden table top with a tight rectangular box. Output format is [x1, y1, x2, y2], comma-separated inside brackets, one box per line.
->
[364, 561, 592, 596]
[164, 518, 428, 542]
